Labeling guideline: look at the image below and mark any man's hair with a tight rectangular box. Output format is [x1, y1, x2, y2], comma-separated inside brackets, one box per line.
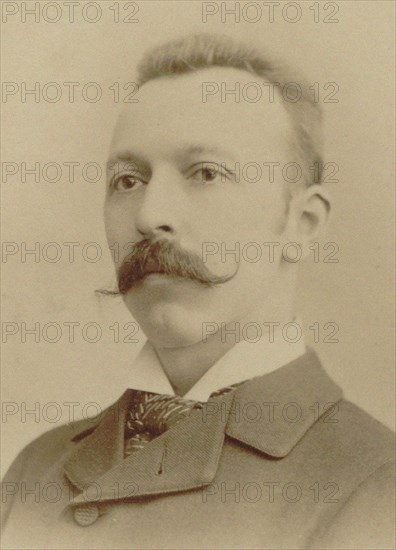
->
[136, 33, 324, 189]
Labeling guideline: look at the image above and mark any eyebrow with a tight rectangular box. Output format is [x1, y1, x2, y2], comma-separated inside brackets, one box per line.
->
[181, 144, 237, 158]
[106, 152, 146, 171]
[106, 143, 238, 169]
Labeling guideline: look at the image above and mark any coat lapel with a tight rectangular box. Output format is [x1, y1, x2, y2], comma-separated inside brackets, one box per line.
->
[64, 348, 343, 504]
[65, 391, 235, 503]
[64, 390, 131, 490]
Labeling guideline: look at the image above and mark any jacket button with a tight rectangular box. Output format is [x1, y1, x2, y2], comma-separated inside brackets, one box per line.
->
[73, 503, 100, 526]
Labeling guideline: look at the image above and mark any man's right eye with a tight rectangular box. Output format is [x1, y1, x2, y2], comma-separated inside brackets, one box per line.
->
[111, 174, 145, 192]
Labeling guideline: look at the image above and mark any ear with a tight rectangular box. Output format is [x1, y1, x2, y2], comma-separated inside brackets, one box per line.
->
[284, 185, 331, 260]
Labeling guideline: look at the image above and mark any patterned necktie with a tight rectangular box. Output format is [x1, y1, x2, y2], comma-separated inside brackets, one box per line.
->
[124, 385, 238, 457]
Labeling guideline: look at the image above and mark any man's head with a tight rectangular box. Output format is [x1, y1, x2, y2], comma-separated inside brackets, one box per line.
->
[104, 34, 330, 347]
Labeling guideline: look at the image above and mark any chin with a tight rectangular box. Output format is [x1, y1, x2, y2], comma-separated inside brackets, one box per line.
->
[126, 299, 208, 348]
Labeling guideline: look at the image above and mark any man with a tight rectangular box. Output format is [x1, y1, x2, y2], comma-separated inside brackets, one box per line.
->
[1, 34, 394, 549]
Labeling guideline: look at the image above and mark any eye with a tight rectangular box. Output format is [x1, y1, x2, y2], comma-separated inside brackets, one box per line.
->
[201, 167, 219, 182]
[191, 164, 228, 184]
[111, 173, 145, 192]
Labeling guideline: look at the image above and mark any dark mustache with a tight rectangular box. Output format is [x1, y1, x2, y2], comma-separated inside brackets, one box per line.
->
[117, 239, 236, 294]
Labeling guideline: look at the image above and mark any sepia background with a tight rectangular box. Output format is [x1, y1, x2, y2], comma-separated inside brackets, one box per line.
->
[1, 0, 395, 476]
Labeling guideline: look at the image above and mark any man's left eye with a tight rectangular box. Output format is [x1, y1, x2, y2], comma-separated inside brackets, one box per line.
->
[192, 166, 226, 184]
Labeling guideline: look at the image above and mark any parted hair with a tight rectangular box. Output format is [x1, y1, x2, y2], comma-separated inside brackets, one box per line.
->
[136, 33, 324, 187]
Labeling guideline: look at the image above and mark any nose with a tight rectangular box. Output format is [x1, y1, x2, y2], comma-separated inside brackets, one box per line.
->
[135, 167, 184, 239]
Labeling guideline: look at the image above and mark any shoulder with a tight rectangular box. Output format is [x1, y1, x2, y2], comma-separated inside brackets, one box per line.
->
[325, 399, 394, 458]
[1, 415, 100, 523]
[306, 399, 395, 548]
[2, 415, 97, 484]
[304, 397, 394, 488]
[310, 458, 395, 549]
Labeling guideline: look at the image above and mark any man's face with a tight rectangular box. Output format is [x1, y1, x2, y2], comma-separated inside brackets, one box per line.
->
[105, 67, 298, 347]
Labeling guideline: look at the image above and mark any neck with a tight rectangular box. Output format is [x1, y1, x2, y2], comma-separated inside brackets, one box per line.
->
[154, 330, 235, 396]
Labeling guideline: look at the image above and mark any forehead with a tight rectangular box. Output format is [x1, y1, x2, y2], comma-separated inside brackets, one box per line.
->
[110, 67, 293, 161]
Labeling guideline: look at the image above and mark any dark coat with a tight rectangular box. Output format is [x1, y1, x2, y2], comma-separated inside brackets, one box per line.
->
[1, 349, 394, 549]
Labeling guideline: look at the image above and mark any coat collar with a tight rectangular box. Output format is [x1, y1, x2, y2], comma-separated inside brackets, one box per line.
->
[64, 348, 342, 503]
[225, 347, 342, 457]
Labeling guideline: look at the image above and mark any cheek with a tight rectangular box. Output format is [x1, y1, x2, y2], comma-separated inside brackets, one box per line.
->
[243, 184, 287, 236]
[223, 190, 287, 283]
[104, 201, 137, 265]
[229, 200, 285, 242]
[194, 188, 286, 276]
[105, 198, 131, 231]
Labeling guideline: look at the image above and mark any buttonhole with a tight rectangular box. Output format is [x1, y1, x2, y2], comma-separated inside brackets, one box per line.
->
[156, 444, 167, 475]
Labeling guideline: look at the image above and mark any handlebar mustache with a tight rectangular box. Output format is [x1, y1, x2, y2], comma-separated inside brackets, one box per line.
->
[117, 238, 237, 294]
